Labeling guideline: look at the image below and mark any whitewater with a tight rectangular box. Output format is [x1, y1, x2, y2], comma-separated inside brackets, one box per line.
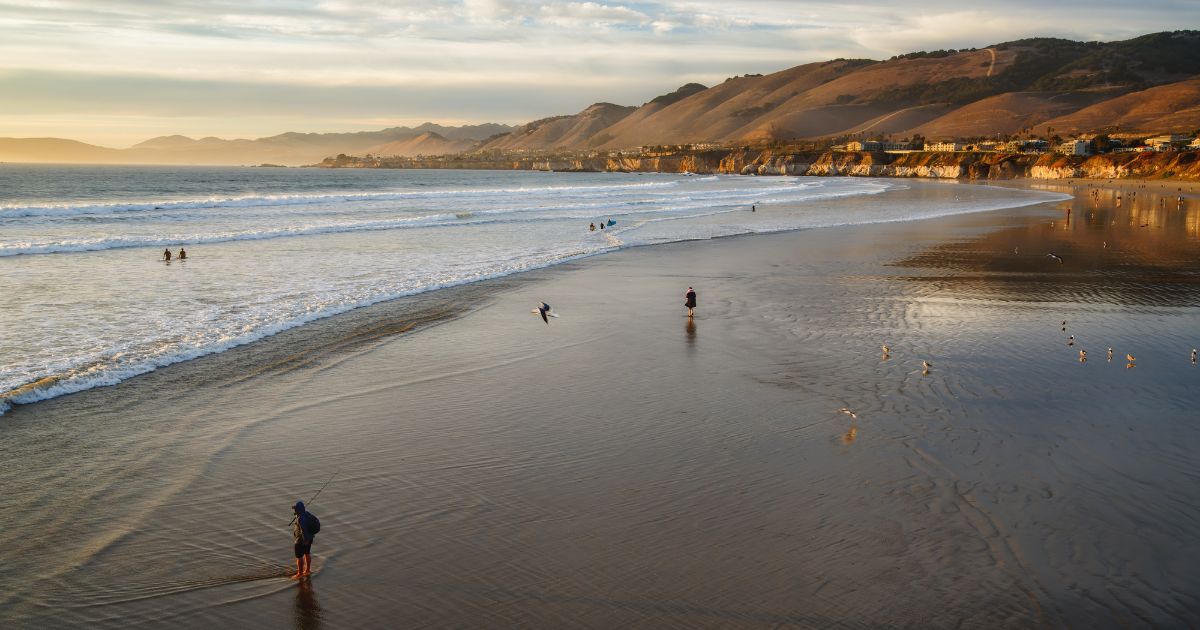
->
[0, 165, 1068, 413]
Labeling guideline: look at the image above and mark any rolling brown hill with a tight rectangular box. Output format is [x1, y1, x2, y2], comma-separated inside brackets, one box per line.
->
[901, 90, 1122, 139]
[479, 103, 636, 152]
[475, 31, 1200, 151]
[1038, 78, 1200, 134]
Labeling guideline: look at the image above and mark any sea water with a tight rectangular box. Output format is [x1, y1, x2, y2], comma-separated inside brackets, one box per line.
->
[0, 165, 1065, 412]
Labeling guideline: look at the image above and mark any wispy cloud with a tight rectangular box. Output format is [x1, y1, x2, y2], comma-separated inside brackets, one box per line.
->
[0, 0, 1193, 144]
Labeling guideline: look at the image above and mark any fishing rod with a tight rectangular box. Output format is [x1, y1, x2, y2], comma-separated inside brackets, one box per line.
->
[289, 466, 341, 526]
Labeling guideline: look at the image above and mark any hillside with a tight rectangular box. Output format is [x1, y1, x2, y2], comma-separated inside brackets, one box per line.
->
[1038, 78, 1200, 134]
[473, 30, 1200, 151]
[478, 103, 636, 152]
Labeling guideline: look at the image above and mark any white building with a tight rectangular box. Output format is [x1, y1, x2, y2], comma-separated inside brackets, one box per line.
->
[924, 141, 964, 152]
[1054, 140, 1090, 156]
[1146, 134, 1189, 151]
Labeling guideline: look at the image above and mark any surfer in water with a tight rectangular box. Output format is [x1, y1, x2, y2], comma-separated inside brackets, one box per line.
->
[685, 287, 697, 318]
[292, 501, 319, 579]
[163, 248, 172, 262]
[178, 248, 187, 261]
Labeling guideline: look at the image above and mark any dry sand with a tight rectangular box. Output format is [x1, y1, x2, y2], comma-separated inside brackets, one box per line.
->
[2, 180, 1199, 628]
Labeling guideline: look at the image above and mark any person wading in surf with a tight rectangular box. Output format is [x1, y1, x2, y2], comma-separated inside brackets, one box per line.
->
[292, 501, 320, 578]
[163, 248, 172, 261]
[684, 287, 697, 318]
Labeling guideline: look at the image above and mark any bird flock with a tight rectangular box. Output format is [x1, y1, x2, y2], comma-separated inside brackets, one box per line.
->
[840, 319, 1196, 438]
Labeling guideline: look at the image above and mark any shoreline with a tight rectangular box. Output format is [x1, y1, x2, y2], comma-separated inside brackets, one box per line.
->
[0, 177, 1064, 416]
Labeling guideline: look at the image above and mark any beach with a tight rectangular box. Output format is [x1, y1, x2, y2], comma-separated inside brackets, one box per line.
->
[2, 178, 1200, 628]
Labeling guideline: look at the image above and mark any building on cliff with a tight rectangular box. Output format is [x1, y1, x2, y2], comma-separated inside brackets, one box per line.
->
[924, 141, 965, 152]
[1055, 140, 1091, 156]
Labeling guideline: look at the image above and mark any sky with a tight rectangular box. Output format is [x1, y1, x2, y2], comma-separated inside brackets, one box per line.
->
[0, 0, 1196, 146]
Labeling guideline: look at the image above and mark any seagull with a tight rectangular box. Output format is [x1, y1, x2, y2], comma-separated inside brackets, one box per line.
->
[1062, 320, 1067, 331]
[1047, 252, 1064, 264]
[1068, 335, 1074, 346]
[532, 302, 556, 324]
[838, 407, 858, 420]
[1079, 349, 1087, 362]
[1107, 347, 1114, 361]
[1191, 349, 1197, 364]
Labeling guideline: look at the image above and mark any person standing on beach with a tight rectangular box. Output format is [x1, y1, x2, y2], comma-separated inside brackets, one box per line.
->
[292, 501, 319, 578]
[685, 287, 697, 318]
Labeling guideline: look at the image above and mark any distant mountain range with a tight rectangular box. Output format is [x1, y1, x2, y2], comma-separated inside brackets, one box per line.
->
[3, 31, 1199, 165]
[0, 123, 513, 166]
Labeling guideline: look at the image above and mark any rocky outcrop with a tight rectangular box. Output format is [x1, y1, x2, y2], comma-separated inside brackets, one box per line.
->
[318, 148, 1200, 180]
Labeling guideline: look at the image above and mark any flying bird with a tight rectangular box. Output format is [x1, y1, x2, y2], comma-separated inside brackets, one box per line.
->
[1047, 252, 1064, 264]
[532, 302, 557, 324]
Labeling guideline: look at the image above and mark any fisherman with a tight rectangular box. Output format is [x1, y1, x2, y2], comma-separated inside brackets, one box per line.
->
[292, 501, 319, 579]
[178, 248, 187, 260]
[684, 286, 697, 318]
[163, 248, 172, 262]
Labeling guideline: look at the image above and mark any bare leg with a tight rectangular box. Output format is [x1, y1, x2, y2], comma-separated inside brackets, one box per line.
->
[687, 307, 694, 318]
[301, 553, 312, 576]
[293, 557, 303, 579]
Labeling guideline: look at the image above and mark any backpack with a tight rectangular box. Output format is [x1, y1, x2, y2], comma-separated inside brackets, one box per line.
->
[306, 512, 321, 536]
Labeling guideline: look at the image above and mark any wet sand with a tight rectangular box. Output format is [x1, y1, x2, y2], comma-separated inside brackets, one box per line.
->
[2, 180, 1200, 628]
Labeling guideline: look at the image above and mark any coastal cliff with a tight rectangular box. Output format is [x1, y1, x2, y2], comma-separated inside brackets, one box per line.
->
[317, 149, 1200, 180]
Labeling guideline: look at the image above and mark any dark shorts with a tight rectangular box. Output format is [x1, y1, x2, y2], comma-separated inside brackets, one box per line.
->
[294, 541, 312, 558]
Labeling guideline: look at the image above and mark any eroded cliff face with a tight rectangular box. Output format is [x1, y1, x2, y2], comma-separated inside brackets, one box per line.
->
[319, 149, 1200, 180]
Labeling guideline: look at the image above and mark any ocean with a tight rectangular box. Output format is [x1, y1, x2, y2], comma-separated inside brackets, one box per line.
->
[0, 165, 1064, 413]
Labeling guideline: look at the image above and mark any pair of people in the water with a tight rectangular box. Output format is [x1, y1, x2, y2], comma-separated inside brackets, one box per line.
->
[163, 248, 187, 261]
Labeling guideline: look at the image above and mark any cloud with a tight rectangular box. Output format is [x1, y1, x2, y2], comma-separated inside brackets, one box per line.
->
[0, 0, 1195, 144]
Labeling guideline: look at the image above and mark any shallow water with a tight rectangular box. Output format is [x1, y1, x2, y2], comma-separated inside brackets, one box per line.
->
[2, 178, 1198, 628]
[0, 166, 1062, 413]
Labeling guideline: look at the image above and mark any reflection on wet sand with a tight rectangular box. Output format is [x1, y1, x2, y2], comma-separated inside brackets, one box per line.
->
[685, 318, 696, 345]
[896, 182, 1200, 306]
[294, 578, 321, 630]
